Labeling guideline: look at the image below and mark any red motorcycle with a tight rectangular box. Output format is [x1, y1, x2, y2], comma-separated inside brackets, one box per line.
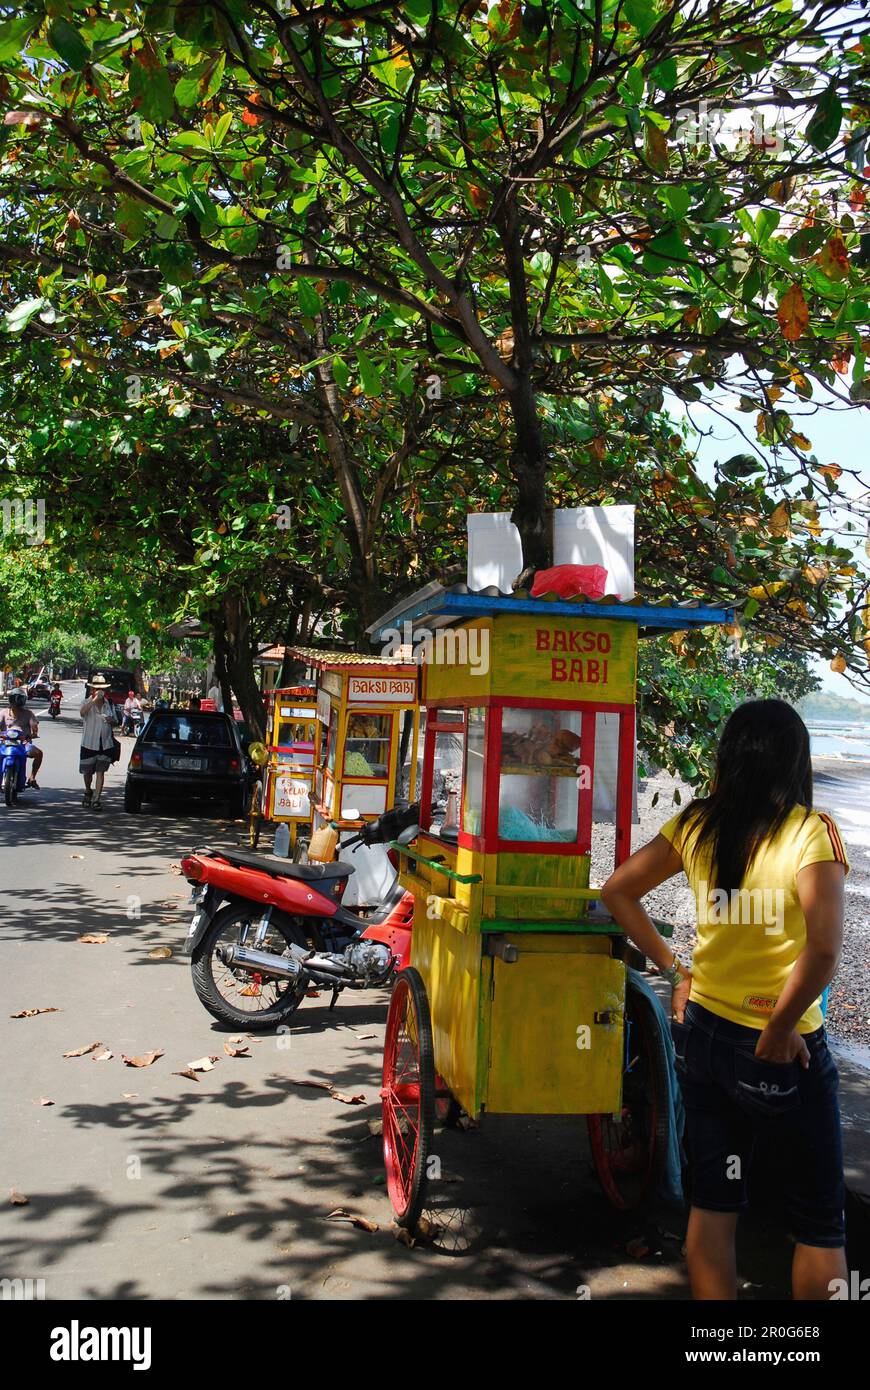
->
[180, 803, 419, 1030]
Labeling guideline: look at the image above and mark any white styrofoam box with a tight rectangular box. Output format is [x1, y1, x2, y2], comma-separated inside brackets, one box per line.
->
[553, 505, 635, 600]
[466, 512, 524, 592]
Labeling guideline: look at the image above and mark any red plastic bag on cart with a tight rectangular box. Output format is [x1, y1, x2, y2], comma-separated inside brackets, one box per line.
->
[530, 563, 608, 600]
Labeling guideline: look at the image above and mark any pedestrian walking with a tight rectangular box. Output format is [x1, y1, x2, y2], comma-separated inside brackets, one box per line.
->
[79, 673, 118, 811]
[601, 699, 848, 1301]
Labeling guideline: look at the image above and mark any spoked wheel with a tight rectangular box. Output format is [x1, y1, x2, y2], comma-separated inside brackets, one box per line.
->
[247, 781, 263, 849]
[381, 968, 435, 1230]
[190, 903, 309, 1030]
[588, 982, 670, 1211]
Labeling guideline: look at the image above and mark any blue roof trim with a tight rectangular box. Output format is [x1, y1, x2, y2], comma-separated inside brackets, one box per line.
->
[371, 591, 734, 641]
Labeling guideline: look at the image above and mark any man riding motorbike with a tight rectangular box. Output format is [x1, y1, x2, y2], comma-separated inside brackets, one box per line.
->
[121, 690, 142, 736]
[0, 688, 42, 788]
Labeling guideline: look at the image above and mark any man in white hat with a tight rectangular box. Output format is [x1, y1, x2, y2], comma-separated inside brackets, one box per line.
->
[79, 674, 118, 810]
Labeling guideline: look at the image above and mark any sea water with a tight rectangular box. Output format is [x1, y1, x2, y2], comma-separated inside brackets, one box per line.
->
[809, 720, 870, 760]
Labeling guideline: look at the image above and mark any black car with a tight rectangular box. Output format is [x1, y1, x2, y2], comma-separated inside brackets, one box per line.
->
[27, 679, 52, 700]
[124, 709, 252, 817]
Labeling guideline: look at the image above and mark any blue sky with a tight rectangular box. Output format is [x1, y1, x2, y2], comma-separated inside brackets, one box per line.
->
[666, 387, 869, 703]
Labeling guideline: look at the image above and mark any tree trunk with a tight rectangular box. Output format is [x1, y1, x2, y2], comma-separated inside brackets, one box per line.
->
[508, 378, 552, 573]
[212, 627, 234, 717]
[216, 590, 266, 739]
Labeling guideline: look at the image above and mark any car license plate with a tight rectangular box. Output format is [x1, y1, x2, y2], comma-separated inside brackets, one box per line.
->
[169, 757, 202, 771]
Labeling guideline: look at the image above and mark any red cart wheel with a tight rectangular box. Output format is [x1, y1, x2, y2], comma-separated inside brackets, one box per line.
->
[381, 968, 435, 1230]
[588, 982, 670, 1211]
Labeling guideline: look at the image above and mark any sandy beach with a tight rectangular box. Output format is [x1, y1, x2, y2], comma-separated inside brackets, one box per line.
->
[591, 755, 870, 1047]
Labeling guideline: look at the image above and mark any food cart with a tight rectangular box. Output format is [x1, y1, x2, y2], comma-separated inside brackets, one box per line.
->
[247, 685, 319, 852]
[286, 648, 421, 909]
[369, 585, 732, 1229]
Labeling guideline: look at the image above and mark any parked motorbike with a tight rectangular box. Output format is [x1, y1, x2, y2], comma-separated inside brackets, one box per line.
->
[181, 803, 420, 1029]
[1, 729, 31, 806]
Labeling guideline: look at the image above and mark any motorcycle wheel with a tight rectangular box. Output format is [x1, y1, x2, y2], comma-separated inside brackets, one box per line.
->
[190, 904, 311, 1030]
[3, 768, 15, 807]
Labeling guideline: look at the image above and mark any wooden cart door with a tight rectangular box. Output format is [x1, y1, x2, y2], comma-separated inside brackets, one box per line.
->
[484, 938, 625, 1115]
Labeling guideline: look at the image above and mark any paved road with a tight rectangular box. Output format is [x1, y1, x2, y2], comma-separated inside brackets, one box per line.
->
[0, 689, 866, 1300]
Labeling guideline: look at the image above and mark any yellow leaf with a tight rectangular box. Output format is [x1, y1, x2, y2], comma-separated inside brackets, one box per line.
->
[748, 581, 787, 601]
[830, 653, 847, 674]
[769, 502, 791, 537]
[790, 432, 812, 451]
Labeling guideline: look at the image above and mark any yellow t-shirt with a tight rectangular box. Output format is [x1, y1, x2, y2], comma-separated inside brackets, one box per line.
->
[660, 804, 849, 1032]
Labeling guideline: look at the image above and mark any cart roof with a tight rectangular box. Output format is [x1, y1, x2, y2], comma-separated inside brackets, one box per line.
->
[368, 582, 734, 643]
[286, 645, 418, 677]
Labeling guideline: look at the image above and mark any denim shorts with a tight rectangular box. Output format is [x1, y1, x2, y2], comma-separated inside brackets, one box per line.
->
[671, 1001, 845, 1248]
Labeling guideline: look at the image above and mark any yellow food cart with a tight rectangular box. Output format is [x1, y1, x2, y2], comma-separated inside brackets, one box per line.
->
[368, 585, 732, 1229]
[286, 648, 421, 908]
[247, 685, 319, 852]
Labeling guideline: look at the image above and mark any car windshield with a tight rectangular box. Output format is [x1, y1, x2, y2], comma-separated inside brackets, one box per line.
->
[146, 716, 231, 747]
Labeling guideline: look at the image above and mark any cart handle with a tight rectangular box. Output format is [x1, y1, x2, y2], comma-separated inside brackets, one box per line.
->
[388, 841, 482, 885]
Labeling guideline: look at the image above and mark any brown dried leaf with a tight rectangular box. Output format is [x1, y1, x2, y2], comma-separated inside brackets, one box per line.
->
[172, 1069, 201, 1082]
[148, 947, 172, 960]
[223, 1042, 250, 1058]
[69, 854, 84, 860]
[34, 1097, 55, 1106]
[78, 933, 109, 945]
[121, 1049, 164, 1068]
[11, 1007, 58, 1019]
[91, 1050, 113, 1063]
[287, 1077, 332, 1092]
[325, 1207, 379, 1233]
[9, 1189, 29, 1205]
[330, 1089, 366, 1106]
[63, 1041, 102, 1058]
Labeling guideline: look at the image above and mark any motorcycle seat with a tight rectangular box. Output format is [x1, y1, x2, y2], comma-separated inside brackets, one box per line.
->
[196, 846, 354, 882]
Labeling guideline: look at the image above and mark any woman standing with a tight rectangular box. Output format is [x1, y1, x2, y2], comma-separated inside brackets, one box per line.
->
[601, 699, 848, 1300]
[79, 674, 118, 811]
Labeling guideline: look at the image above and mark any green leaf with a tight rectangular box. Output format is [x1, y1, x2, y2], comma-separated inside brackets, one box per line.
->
[743, 597, 760, 620]
[48, 17, 90, 71]
[5, 298, 47, 334]
[356, 351, 382, 396]
[0, 16, 38, 62]
[661, 186, 691, 219]
[787, 224, 827, 258]
[755, 208, 780, 244]
[297, 279, 322, 316]
[130, 62, 174, 123]
[806, 81, 843, 152]
[624, 0, 659, 37]
[643, 228, 688, 269]
[332, 356, 350, 390]
[649, 57, 677, 91]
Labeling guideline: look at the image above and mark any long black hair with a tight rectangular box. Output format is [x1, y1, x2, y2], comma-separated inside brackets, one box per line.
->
[676, 699, 813, 894]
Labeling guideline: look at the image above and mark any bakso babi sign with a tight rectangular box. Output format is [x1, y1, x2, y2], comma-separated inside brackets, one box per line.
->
[348, 676, 417, 704]
[493, 614, 637, 703]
